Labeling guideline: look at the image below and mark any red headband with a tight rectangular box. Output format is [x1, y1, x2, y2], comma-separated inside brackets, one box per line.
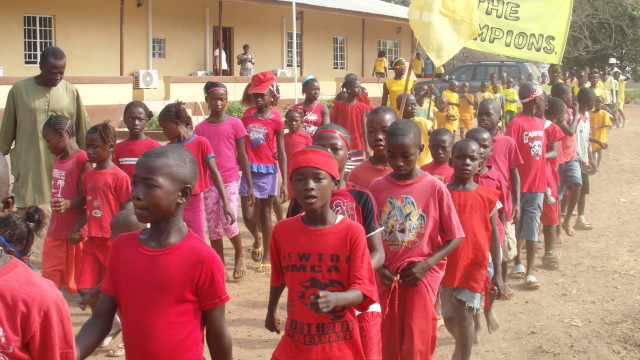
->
[520, 86, 543, 103]
[314, 129, 350, 151]
[288, 148, 340, 180]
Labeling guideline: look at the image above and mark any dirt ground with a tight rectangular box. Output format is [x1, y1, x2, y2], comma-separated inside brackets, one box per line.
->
[26, 105, 640, 359]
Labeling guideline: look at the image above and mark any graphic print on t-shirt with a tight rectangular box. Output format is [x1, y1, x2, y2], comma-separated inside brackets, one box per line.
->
[0, 326, 14, 357]
[298, 277, 347, 321]
[51, 168, 66, 198]
[302, 112, 319, 134]
[523, 130, 544, 160]
[247, 123, 268, 148]
[331, 197, 358, 223]
[380, 195, 426, 250]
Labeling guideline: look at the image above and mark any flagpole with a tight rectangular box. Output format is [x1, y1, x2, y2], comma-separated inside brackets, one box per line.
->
[292, 0, 298, 103]
[399, 38, 418, 118]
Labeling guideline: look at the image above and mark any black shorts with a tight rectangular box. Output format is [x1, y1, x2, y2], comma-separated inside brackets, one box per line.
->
[581, 172, 590, 195]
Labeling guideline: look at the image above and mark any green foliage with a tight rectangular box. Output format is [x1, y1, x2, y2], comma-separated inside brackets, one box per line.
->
[626, 88, 640, 101]
[146, 113, 161, 130]
[381, 0, 410, 6]
[319, 98, 334, 111]
[225, 101, 247, 119]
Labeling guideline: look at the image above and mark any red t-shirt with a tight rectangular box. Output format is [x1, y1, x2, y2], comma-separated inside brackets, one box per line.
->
[113, 137, 161, 179]
[0, 257, 75, 360]
[287, 182, 382, 237]
[331, 101, 368, 152]
[474, 165, 507, 245]
[284, 131, 312, 160]
[348, 159, 393, 189]
[442, 186, 500, 293]
[83, 166, 131, 238]
[169, 135, 215, 194]
[486, 130, 523, 220]
[241, 110, 285, 173]
[369, 172, 465, 303]
[420, 161, 454, 184]
[47, 150, 90, 239]
[270, 216, 378, 360]
[101, 230, 229, 360]
[297, 102, 328, 135]
[544, 120, 565, 185]
[559, 109, 577, 163]
[505, 114, 547, 193]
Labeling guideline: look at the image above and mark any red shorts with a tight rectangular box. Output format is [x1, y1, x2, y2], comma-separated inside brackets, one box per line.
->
[540, 182, 559, 225]
[77, 236, 112, 289]
[42, 237, 85, 294]
[357, 308, 382, 360]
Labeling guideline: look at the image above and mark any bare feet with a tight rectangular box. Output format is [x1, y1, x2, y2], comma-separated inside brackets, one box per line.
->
[473, 312, 484, 344]
[233, 252, 246, 280]
[561, 221, 575, 237]
[484, 309, 500, 333]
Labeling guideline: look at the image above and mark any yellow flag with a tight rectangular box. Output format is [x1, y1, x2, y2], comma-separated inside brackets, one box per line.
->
[408, 0, 479, 67]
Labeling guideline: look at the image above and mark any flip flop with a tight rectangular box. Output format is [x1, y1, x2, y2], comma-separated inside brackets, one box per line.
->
[574, 220, 594, 231]
[107, 343, 125, 357]
[510, 264, 526, 279]
[500, 283, 516, 300]
[257, 263, 271, 274]
[525, 275, 541, 289]
[249, 247, 263, 262]
[542, 253, 560, 270]
[561, 222, 575, 237]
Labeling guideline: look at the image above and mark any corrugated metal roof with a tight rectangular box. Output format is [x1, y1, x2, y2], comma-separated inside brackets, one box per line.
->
[274, 0, 408, 20]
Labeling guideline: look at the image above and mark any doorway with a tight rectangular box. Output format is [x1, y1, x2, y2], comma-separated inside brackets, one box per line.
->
[213, 27, 233, 75]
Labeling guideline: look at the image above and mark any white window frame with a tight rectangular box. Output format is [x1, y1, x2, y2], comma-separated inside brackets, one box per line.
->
[377, 40, 400, 70]
[332, 36, 347, 70]
[286, 31, 301, 68]
[23, 14, 55, 66]
[152, 38, 166, 59]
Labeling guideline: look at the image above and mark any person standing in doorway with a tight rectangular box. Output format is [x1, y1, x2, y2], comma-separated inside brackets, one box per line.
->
[237, 44, 255, 77]
[0, 46, 90, 213]
[214, 41, 229, 76]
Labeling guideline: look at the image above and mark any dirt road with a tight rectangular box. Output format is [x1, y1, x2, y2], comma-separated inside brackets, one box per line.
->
[44, 106, 640, 359]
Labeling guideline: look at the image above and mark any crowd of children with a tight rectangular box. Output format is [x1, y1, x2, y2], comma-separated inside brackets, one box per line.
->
[0, 59, 624, 360]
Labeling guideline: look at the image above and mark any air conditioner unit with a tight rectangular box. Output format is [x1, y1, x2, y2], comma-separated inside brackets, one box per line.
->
[193, 71, 210, 76]
[277, 69, 291, 77]
[133, 70, 158, 89]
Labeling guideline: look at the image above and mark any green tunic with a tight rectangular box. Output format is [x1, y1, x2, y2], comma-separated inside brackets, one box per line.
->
[0, 78, 89, 208]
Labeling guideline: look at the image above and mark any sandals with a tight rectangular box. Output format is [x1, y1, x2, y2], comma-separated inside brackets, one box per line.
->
[561, 222, 575, 237]
[525, 275, 541, 289]
[249, 247, 263, 262]
[500, 283, 516, 300]
[510, 264, 526, 279]
[257, 263, 271, 274]
[107, 343, 125, 357]
[574, 220, 594, 231]
[542, 252, 560, 270]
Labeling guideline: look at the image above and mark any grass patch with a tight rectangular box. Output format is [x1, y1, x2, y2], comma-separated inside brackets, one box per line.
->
[626, 88, 640, 101]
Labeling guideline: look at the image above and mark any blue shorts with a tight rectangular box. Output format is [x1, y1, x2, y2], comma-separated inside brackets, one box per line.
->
[240, 171, 278, 199]
[516, 192, 543, 242]
[557, 158, 582, 200]
[440, 286, 482, 317]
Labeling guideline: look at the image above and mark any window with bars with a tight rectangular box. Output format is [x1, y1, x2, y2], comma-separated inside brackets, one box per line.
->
[152, 38, 166, 59]
[332, 36, 347, 70]
[23, 15, 55, 65]
[377, 40, 400, 70]
[286, 31, 301, 68]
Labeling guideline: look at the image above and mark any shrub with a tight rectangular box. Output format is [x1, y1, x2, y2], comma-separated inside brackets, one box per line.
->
[225, 101, 247, 119]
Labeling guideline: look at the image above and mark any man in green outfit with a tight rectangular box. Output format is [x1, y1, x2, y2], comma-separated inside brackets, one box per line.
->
[0, 46, 90, 211]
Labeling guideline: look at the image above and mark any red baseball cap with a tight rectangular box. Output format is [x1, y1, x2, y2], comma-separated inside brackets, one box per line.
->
[248, 71, 275, 94]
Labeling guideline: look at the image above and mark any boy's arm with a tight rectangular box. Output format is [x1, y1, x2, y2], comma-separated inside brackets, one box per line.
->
[367, 232, 385, 270]
[558, 103, 580, 136]
[399, 238, 462, 286]
[381, 83, 389, 107]
[235, 137, 255, 207]
[207, 157, 236, 224]
[309, 289, 364, 313]
[75, 293, 118, 359]
[546, 141, 558, 160]
[489, 212, 504, 295]
[509, 167, 521, 223]
[204, 305, 232, 360]
[276, 130, 288, 203]
[361, 112, 370, 158]
[265, 284, 286, 334]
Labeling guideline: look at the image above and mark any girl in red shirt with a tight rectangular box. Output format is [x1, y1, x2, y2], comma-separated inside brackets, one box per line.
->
[297, 76, 330, 135]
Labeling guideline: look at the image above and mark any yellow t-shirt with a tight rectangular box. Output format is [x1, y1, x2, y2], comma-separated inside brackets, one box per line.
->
[590, 110, 611, 150]
[412, 58, 424, 75]
[386, 78, 415, 114]
[436, 65, 445, 74]
[502, 88, 518, 112]
[475, 91, 493, 107]
[413, 117, 436, 166]
[573, 85, 583, 96]
[459, 94, 475, 120]
[434, 109, 458, 133]
[487, 83, 502, 94]
[374, 57, 387, 73]
[416, 98, 436, 120]
[618, 79, 626, 108]
[592, 87, 605, 100]
[441, 90, 460, 118]
[597, 80, 605, 90]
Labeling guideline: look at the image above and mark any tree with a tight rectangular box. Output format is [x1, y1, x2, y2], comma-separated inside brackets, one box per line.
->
[382, 0, 410, 7]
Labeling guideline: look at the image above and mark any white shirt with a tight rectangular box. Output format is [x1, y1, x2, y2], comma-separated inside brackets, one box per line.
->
[214, 48, 228, 70]
[575, 113, 591, 164]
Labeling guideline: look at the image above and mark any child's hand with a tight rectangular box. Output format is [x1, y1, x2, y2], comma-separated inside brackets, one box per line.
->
[51, 198, 70, 213]
[511, 205, 521, 224]
[280, 184, 288, 204]
[399, 260, 433, 285]
[365, 148, 372, 159]
[68, 228, 83, 245]
[78, 288, 100, 310]
[309, 291, 339, 313]
[247, 187, 256, 208]
[376, 266, 396, 288]
[493, 275, 506, 299]
[223, 205, 236, 225]
[265, 311, 281, 334]
[601, 142, 609, 149]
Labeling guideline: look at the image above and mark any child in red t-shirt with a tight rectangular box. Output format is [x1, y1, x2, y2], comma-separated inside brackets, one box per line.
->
[158, 101, 235, 242]
[266, 147, 378, 360]
[287, 124, 385, 360]
[349, 107, 396, 189]
[41, 115, 92, 294]
[370, 119, 464, 360]
[443, 139, 502, 360]
[70, 122, 132, 317]
[283, 106, 313, 160]
[297, 76, 330, 135]
[75, 145, 232, 359]
[0, 194, 75, 360]
[331, 79, 369, 156]
[421, 128, 455, 183]
[113, 101, 161, 179]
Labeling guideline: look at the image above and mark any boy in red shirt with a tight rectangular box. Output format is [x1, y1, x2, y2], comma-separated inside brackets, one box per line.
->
[349, 107, 396, 189]
[75, 145, 232, 360]
[283, 106, 312, 160]
[505, 83, 547, 288]
[266, 147, 378, 359]
[370, 119, 464, 360]
[443, 139, 502, 360]
[113, 101, 161, 179]
[331, 79, 370, 158]
[420, 128, 455, 183]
